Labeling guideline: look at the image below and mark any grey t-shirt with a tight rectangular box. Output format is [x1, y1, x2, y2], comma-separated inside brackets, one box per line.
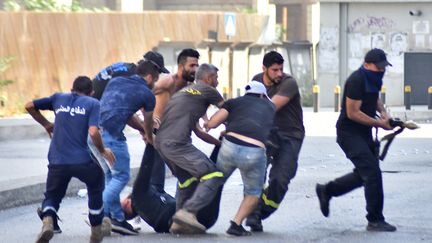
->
[156, 82, 224, 143]
[253, 73, 305, 139]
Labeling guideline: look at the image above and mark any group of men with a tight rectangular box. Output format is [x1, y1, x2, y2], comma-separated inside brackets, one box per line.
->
[28, 47, 397, 243]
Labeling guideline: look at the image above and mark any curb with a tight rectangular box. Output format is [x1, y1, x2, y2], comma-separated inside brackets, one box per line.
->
[0, 167, 143, 211]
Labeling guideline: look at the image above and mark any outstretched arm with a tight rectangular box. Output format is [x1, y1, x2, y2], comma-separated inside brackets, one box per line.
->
[194, 123, 221, 146]
[204, 108, 228, 131]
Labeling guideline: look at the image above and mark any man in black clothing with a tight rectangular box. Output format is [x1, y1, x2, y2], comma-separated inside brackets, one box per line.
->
[315, 48, 396, 232]
[205, 81, 275, 236]
[120, 145, 222, 233]
[246, 51, 305, 232]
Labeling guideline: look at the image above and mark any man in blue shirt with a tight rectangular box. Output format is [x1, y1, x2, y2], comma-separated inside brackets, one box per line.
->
[92, 51, 169, 100]
[99, 59, 159, 235]
[90, 51, 169, 195]
[26, 76, 116, 243]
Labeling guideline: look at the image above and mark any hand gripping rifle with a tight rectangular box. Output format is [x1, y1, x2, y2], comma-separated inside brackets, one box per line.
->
[376, 118, 420, 161]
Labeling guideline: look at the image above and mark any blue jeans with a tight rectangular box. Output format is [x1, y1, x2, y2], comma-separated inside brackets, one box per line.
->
[217, 138, 266, 196]
[101, 131, 130, 221]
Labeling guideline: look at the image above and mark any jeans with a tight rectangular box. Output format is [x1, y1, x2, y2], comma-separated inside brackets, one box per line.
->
[216, 138, 266, 196]
[101, 131, 130, 221]
[41, 162, 104, 226]
[326, 129, 385, 222]
[90, 135, 165, 192]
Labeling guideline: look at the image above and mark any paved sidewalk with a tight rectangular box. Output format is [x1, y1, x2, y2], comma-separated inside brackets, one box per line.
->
[0, 106, 431, 210]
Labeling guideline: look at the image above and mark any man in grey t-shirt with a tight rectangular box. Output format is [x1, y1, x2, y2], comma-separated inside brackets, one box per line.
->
[155, 63, 224, 234]
[246, 51, 305, 232]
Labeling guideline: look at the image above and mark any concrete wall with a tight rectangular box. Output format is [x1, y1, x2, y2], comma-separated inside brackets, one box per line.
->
[318, 3, 340, 107]
[319, 2, 432, 107]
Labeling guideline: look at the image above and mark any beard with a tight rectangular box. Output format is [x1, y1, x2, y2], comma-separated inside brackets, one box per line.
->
[182, 70, 195, 82]
[264, 71, 281, 84]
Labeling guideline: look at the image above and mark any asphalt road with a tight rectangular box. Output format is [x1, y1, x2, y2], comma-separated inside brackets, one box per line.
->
[0, 135, 431, 243]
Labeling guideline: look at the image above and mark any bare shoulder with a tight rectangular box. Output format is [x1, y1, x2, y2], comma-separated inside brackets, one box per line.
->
[154, 74, 175, 95]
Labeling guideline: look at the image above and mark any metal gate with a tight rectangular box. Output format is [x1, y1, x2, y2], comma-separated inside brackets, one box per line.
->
[404, 52, 432, 105]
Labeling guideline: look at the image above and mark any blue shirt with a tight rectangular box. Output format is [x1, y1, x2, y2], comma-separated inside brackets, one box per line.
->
[33, 93, 100, 165]
[99, 75, 155, 140]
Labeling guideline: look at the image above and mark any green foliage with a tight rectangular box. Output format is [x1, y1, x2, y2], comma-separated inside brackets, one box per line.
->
[0, 56, 13, 73]
[236, 7, 257, 14]
[23, 0, 58, 11]
[275, 24, 287, 43]
[0, 56, 14, 89]
[300, 87, 313, 107]
[3, 0, 110, 12]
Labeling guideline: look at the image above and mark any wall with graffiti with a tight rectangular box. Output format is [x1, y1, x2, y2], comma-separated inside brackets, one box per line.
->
[318, 2, 432, 106]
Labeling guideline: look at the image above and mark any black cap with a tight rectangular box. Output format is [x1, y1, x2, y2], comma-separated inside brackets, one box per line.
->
[364, 48, 392, 69]
[143, 51, 169, 73]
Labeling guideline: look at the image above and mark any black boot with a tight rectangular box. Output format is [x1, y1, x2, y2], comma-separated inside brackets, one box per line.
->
[316, 184, 331, 217]
[245, 212, 263, 232]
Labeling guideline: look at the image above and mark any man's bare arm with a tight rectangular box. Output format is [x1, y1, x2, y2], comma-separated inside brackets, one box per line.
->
[194, 123, 221, 146]
[89, 126, 116, 165]
[205, 108, 228, 131]
[346, 97, 391, 130]
[25, 101, 54, 138]
[272, 95, 290, 111]
[127, 114, 144, 133]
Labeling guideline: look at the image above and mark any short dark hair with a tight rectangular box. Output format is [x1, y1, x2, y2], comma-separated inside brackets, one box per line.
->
[136, 59, 160, 79]
[177, 48, 200, 65]
[195, 63, 218, 81]
[263, 51, 284, 68]
[72, 76, 93, 95]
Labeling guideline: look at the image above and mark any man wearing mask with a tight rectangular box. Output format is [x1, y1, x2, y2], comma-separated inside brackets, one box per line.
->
[316, 48, 396, 232]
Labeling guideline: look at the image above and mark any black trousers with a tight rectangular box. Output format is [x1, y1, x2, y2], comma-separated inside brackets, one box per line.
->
[258, 135, 303, 220]
[134, 144, 222, 232]
[326, 129, 385, 222]
[41, 162, 105, 226]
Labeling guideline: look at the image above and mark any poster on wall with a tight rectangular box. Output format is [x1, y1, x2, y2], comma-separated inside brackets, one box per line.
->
[348, 33, 363, 58]
[389, 32, 408, 56]
[416, 35, 426, 48]
[413, 20, 430, 34]
[371, 32, 386, 49]
[318, 27, 339, 73]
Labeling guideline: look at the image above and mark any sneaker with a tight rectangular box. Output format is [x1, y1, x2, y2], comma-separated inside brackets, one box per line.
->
[316, 184, 331, 217]
[367, 221, 397, 232]
[111, 219, 139, 235]
[37, 207, 62, 234]
[172, 209, 206, 234]
[226, 221, 252, 236]
[245, 214, 263, 232]
[36, 216, 54, 243]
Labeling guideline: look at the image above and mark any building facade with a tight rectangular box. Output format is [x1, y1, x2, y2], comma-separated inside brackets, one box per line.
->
[319, 0, 432, 106]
